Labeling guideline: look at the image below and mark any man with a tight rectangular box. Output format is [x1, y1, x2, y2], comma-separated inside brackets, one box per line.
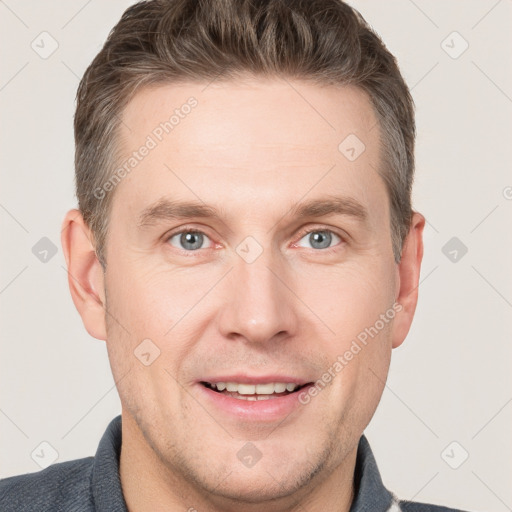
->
[0, 0, 471, 511]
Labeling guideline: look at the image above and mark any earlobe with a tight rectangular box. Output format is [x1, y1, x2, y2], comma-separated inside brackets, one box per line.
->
[391, 211, 425, 349]
[61, 209, 107, 341]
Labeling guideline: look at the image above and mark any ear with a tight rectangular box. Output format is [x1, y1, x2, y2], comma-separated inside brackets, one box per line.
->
[391, 211, 425, 349]
[61, 209, 107, 341]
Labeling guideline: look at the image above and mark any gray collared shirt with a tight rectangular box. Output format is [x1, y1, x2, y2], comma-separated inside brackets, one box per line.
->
[0, 415, 469, 511]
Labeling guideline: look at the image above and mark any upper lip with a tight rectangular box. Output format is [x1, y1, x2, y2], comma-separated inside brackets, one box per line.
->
[199, 374, 312, 385]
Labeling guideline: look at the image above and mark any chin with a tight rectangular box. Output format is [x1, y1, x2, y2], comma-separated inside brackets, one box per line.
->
[206, 443, 331, 503]
[204, 466, 312, 504]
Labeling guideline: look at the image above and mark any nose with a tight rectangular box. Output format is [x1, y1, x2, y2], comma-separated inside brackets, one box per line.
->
[216, 244, 298, 346]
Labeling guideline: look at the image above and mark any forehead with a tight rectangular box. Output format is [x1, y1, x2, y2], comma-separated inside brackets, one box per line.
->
[113, 77, 385, 226]
[121, 76, 378, 152]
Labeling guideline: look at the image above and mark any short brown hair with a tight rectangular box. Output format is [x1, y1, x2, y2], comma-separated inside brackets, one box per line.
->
[74, 0, 415, 268]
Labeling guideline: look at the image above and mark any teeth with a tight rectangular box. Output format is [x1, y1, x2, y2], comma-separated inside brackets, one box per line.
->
[237, 383, 256, 394]
[274, 383, 287, 393]
[209, 382, 300, 394]
[254, 383, 274, 394]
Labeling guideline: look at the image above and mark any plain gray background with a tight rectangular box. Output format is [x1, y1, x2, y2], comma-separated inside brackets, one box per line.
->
[1, 1, 511, 511]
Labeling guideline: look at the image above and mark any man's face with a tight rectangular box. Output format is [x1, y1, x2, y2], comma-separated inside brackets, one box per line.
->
[102, 78, 401, 501]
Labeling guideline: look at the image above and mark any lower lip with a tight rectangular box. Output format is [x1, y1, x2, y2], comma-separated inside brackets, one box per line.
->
[197, 384, 313, 422]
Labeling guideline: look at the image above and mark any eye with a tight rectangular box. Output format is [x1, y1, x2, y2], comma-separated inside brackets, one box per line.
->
[167, 230, 213, 251]
[295, 228, 343, 251]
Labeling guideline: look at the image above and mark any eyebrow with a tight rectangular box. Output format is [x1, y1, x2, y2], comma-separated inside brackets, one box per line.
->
[137, 195, 369, 228]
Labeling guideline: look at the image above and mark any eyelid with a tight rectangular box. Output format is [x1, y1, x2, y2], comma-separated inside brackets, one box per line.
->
[164, 225, 217, 251]
[294, 224, 347, 242]
[164, 223, 347, 254]
[291, 225, 347, 252]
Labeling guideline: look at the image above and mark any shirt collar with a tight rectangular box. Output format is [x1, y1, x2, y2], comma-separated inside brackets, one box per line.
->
[349, 434, 396, 511]
[91, 415, 396, 512]
[91, 414, 128, 511]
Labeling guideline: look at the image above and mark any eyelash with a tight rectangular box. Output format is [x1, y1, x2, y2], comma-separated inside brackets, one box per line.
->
[292, 226, 345, 255]
[164, 225, 346, 256]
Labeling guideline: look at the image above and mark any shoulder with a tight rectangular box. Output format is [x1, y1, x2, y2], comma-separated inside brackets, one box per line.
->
[0, 456, 95, 512]
[397, 498, 471, 512]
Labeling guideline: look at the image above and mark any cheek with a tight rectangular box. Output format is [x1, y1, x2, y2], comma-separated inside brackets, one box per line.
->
[296, 258, 396, 342]
[103, 259, 206, 400]
[103, 285, 186, 425]
[297, 259, 395, 403]
[336, 266, 395, 378]
[106, 252, 188, 334]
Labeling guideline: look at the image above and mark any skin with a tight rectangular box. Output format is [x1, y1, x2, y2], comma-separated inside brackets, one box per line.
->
[61, 76, 424, 512]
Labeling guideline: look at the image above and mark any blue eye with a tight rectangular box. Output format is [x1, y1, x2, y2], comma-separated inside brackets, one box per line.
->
[296, 229, 342, 250]
[165, 227, 344, 255]
[167, 231, 211, 251]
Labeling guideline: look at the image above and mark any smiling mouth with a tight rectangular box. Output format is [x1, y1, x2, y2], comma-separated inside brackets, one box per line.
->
[200, 381, 312, 401]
